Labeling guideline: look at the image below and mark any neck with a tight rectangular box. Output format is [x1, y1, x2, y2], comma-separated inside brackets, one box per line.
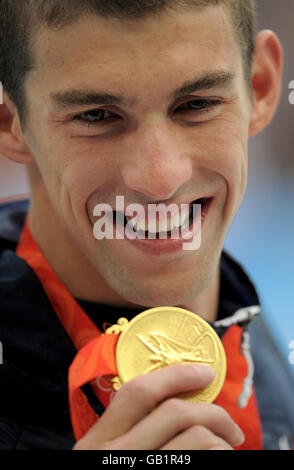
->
[182, 266, 220, 323]
[26, 165, 220, 322]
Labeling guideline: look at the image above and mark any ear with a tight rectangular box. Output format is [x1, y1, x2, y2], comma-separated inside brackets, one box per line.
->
[249, 30, 283, 137]
[0, 92, 34, 164]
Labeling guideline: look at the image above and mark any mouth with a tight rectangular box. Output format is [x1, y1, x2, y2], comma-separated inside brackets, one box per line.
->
[113, 197, 213, 240]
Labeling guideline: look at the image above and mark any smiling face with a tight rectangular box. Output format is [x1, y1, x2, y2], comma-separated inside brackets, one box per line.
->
[22, 5, 252, 308]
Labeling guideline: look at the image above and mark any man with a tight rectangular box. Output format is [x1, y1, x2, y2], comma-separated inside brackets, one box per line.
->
[0, 0, 293, 450]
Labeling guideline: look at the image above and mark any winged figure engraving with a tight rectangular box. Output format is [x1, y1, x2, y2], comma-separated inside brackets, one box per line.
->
[137, 328, 216, 373]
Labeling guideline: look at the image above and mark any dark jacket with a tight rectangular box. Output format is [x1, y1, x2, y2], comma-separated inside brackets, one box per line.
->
[0, 200, 293, 450]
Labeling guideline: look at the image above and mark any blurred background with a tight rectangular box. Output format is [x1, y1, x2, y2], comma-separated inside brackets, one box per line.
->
[0, 0, 293, 377]
[224, 0, 294, 378]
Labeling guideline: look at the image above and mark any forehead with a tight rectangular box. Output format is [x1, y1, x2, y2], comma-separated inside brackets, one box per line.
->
[28, 5, 241, 98]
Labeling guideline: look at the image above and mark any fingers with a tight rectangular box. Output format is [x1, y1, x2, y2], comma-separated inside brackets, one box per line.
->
[117, 401, 244, 450]
[160, 425, 234, 450]
[74, 363, 244, 451]
[76, 363, 215, 447]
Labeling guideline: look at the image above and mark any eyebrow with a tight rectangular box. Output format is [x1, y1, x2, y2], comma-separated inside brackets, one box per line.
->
[50, 90, 129, 108]
[50, 71, 235, 109]
[172, 71, 235, 100]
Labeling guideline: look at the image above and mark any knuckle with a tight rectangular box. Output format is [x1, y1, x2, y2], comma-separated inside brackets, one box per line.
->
[190, 424, 211, 440]
[210, 403, 230, 419]
[206, 403, 234, 426]
[189, 425, 226, 448]
[192, 404, 241, 447]
[160, 397, 185, 414]
[121, 377, 145, 397]
[120, 377, 160, 407]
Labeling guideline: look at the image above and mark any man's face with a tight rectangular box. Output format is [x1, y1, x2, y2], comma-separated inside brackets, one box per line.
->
[23, 5, 252, 307]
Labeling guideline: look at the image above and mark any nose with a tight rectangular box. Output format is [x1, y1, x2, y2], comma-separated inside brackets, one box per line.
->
[120, 121, 193, 201]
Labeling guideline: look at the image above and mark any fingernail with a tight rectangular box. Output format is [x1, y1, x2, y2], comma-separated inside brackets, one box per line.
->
[192, 365, 215, 381]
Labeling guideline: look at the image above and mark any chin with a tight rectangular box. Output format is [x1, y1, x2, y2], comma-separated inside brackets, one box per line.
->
[93, 237, 222, 309]
[112, 272, 211, 310]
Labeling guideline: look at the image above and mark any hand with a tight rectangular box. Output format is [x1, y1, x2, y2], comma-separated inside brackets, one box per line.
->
[73, 364, 244, 450]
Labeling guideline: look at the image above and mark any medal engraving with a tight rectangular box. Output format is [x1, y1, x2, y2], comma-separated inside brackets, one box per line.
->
[136, 330, 215, 372]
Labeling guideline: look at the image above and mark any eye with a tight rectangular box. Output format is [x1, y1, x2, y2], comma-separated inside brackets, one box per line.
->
[74, 108, 120, 126]
[176, 99, 220, 114]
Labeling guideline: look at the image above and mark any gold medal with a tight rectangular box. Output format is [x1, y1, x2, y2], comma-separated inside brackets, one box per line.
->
[106, 306, 227, 403]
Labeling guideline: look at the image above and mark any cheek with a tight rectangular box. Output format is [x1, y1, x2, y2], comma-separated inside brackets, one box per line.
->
[195, 118, 248, 195]
[59, 146, 116, 223]
[33, 133, 119, 231]
[217, 127, 247, 188]
[212, 120, 248, 219]
[184, 117, 249, 225]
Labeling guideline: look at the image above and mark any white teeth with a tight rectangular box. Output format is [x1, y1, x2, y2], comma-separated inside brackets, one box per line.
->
[126, 204, 191, 233]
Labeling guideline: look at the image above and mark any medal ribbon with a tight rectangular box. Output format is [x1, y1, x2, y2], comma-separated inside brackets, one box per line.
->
[214, 326, 263, 450]
[16, 219, 263, 449]
[16, 219, 119, 441]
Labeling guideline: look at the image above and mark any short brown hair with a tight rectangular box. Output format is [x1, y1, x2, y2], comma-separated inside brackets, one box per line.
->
[0, 0, 256, 125]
